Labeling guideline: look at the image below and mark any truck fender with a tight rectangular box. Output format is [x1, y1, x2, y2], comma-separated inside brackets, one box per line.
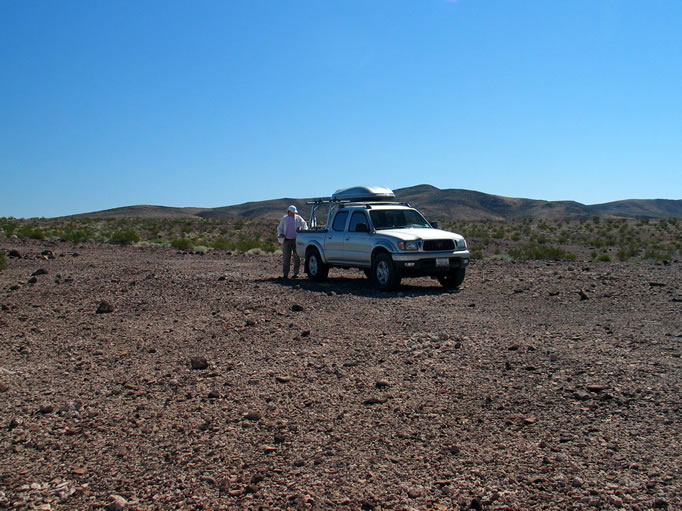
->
[305, 240, 328, 264]
[371, 243, 393, 263]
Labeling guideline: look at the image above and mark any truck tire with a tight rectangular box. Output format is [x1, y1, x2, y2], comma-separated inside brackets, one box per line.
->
[437, 268, 465, 289]
[305, 248, 328, 281]
[372, 253, 400, 290]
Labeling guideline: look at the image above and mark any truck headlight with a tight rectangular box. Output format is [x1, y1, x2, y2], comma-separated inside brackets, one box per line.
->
[398, 240, 419, 250]
[456, 239, 467, 250]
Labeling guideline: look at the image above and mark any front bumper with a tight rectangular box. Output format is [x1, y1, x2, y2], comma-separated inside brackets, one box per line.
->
[392, 250, 470, 276]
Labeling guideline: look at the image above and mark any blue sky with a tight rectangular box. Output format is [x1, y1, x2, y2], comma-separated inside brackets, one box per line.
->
[1, 0, 681, 218]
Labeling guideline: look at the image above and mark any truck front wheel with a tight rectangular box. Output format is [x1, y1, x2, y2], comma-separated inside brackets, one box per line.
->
[305, 248, 329, 281]
[372, 253, 401, 291]
[437, 268, 465, 289]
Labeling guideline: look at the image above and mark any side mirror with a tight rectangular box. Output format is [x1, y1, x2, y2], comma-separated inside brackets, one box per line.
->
[356, 223, 369, 233]
[431, 221, 439, 229]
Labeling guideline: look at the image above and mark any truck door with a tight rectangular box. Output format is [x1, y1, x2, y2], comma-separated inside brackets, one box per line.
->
[344, 211, 372, 265]
[325, 210, 348, 263]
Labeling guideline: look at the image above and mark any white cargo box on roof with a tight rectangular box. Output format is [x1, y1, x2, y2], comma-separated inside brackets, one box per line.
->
[331, 186, 395, 202]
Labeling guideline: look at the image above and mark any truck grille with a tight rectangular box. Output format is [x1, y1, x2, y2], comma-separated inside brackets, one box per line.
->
[423, 239, 455, 251]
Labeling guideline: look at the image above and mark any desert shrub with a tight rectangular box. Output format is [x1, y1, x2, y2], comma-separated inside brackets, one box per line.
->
[469, 247, 484, 260]
[211, 238, 236, 251]
[261, 240, 278, 253]
[0, 252, 7, 271]
[1, 219, 18, 237]
[643, 247, 672, 261]
[62, 229, 91, 243]
[171, 237, 194, 250]
[17, 224, 46, 240]
[236, 239, 262, 253]
[109, 229, 141, 245]
[509, 242, 576, 261]
[595, 253, 611, 262]
[616, 244, 639, 261]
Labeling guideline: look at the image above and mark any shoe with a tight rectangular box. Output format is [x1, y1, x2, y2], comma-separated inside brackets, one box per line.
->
[292, 274, 299, 279]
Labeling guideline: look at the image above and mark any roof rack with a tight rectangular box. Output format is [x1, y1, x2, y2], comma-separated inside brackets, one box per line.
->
[305, 186, 389, 227]
[306, 186, 396, 205]
[306, 187, 414, 228]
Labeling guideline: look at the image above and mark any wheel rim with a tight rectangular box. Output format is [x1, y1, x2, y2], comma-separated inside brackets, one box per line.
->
[309, 255, 318, 276]
[376, 261, 390, 285]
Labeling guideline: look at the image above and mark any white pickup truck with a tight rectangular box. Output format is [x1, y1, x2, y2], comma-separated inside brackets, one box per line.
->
[295, 186, 470, 290]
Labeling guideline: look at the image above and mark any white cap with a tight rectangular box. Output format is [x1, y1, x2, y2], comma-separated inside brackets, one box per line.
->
[288, 205, 297, 213]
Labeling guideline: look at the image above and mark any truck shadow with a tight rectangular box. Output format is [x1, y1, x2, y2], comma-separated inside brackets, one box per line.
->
[258, 274, 462, 298]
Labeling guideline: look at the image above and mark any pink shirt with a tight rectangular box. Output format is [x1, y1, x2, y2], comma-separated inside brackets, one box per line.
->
[285, 216, 297, 239]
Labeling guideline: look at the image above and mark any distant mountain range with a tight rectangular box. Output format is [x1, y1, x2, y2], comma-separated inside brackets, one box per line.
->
[69, 184, 682, 221]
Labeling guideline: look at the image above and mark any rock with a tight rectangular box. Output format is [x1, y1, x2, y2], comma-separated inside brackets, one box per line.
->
[28, 277, 38, 284]
[208, 390, 220, 399]
[96, 301, 114, 314]
[275, 375, 292, 383]
[578, 289, 590, 300]
[38, 404, 55, 414]
[649, 282, 666, 287]
[108, 495, 128, 511]
[363, 396, 387, 405]
[572, 476, 584, 487]
[469, 498, 482, 510]
[8, 249, 21, 258]
[608, 495, 624, 508]
[245, 319, 256, 326]
[586, 384, 609, 392]
[0, 382, 8, 393]
[574, 390, 591, 401]
[41, 250, 55, 259]
[190, 357, 208, 370]
[244, 410, 262, 421]
[375, 379, 390, 388]
[32, 268, 48, 276]
[291, 304, 304, 312]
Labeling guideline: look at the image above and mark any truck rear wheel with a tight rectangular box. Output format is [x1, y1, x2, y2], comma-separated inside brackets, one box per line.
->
[372, 253, 400, 291]
[438, 268, 465, 289]
[305, 248, 328, 281]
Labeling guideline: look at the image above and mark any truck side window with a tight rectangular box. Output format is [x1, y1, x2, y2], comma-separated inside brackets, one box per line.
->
[349, 211, 369, 232]
[332, 211, 349, 232]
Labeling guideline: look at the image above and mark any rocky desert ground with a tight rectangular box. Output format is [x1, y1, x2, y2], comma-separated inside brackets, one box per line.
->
[1, 239, 680, 510]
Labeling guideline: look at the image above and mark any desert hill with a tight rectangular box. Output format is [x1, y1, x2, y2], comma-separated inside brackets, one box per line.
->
[67, 185, 682, 221]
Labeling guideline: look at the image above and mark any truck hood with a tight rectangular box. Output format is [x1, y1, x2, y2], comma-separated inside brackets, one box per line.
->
[376, 227, 464, 241]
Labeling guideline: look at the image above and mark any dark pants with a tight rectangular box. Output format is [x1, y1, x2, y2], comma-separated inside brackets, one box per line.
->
[282, 239, 300, 277]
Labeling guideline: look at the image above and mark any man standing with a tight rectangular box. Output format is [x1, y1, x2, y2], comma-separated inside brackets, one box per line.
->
[277, 205, 308, 279]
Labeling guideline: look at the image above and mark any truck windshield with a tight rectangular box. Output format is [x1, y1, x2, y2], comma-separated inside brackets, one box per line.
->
[370, 209, 431, 230]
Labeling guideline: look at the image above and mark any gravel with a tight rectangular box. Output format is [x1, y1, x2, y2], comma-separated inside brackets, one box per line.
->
[1, 240, 680, 510]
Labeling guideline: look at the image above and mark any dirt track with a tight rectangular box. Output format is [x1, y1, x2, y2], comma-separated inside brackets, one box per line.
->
[1, 240, 681, 510]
